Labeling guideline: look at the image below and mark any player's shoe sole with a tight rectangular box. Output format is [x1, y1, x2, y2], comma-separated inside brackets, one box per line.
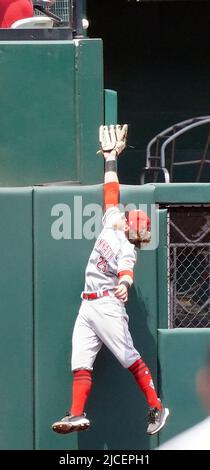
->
[52, 416, 90, 434]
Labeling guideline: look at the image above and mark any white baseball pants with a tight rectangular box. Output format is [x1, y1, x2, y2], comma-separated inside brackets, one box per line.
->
[71, 296, 140, 370]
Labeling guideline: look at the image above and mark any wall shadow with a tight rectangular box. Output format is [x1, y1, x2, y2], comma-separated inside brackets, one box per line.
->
[78, 286, 157, 450]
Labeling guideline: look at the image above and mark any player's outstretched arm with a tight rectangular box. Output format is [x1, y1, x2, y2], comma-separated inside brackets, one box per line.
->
[99, 125, 128, 211]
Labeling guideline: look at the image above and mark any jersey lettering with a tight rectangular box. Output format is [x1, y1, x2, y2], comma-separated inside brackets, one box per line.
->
[95, 238, 114, 261]
[97, 256, 108, 273]
[84, 208, 136, 292]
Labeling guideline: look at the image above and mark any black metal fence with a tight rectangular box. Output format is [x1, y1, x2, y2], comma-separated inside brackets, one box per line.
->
[168, 206, 210, 328]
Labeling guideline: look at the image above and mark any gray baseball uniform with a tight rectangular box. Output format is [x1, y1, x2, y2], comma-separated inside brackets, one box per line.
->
[71, 206, 141, 370]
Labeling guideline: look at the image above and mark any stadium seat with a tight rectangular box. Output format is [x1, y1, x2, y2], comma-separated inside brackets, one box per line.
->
[11, 16, 54, 29]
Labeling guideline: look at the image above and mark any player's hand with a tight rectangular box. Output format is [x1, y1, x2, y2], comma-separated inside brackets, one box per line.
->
[114, 284, 128, 303]
[98, 124, 128, 157]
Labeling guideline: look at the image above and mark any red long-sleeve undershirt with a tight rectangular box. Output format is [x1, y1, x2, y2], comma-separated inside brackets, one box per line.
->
[103, 181, 119, 212]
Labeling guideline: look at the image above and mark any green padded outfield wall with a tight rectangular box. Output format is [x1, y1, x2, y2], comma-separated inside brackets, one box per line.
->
[158, 329, 210, 446]
[2, 183, 210, 449]
[0, 189, 33, 449]
[0, 39, 103, 186]
[34, 184, 159, 450]
[105, 89, 117, 125]
[153, 183, 210, 446]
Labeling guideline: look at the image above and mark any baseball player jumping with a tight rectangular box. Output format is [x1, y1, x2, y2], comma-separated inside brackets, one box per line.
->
[52, 125, 169, 436]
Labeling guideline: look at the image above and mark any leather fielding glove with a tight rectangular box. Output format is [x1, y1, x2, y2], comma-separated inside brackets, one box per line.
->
[98, 124, 128, 156]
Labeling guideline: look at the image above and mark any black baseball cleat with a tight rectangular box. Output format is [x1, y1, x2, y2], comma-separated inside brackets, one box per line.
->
[147, 407, 169, 435]
[52, 412, 90, 434]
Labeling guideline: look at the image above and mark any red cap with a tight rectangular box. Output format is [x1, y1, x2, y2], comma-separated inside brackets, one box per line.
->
[127, 209, 151, 232]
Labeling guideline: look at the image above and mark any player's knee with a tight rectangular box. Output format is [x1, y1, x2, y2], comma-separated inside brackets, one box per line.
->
[123, 353, 141, 369]
[72, 367, 93, 372]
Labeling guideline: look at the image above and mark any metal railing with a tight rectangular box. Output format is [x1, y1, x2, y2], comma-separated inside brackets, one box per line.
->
[34, 0, 70, 24]
[50, 0, 70, 23]
[141, 116, 210, 184]
[34, 0, 87, 31]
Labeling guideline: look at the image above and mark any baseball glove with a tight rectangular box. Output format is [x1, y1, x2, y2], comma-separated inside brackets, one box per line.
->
[98, 124, 128, 156]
